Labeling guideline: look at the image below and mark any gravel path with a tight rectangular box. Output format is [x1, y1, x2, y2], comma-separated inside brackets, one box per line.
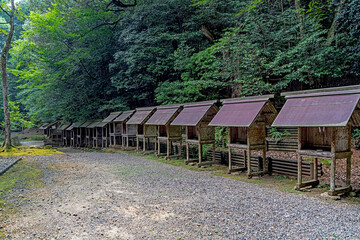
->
[1, 149, 360, 239]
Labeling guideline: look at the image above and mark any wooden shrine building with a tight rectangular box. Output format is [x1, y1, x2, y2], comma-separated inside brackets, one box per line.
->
[76, 120, 94, 147]
[171, 101, 219, 166]
[112, 110, 136, 149]
[209, 95, 277, 177]
[273, 86, 360, 196]
[96, 112, 122, 148]
[85, 120, 101, 148]
[69, 121, 86, 147]
[55, 122, 71, 146]
[127, 107, 157, 152]
[145, 104, 183, 159]
[40, 121, 60, 143]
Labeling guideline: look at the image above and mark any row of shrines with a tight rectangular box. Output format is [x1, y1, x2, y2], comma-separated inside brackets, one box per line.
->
[40, 85, 360, 196]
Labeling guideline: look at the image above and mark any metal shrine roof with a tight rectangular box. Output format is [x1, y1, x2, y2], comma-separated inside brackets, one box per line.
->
[114, 110, 135, 123]
[273, 87, 360, 127]
[67, 121, 86, 130]
[58, 122, 72, 131]
[86, 120, 102, 129]
[127, 107, 156, 125]
[171, 100, 218, 126]
[79, 120, 94, 128]
[39, 123, 50, 130]
[102, 111, 122, 123]
[145, 104, 183, 126]
[209, 95, 276, 127]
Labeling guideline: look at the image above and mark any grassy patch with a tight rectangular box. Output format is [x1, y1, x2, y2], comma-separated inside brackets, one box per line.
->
[0, 160, 44, 229]
[0, 146, 64, 157]
[18, 134, 44, 142]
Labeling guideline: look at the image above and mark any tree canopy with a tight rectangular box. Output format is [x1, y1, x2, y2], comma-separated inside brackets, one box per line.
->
[0, 0, 358, 125]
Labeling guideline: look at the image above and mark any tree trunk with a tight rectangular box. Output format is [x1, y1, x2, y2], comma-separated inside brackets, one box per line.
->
[294, 0, 304, 40]
[327, 0, 346, 44]
[1, 0, 15, 148]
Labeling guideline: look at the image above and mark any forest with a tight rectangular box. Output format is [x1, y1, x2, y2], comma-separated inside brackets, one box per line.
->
[0, 0, 359, 126]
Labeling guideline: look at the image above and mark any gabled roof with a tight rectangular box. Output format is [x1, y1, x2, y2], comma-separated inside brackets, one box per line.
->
[145, 104, 183, 126]
[87, 119, 102, 128]
[171, 100, 218, 126]
[67, 121, 86, 131]
[273, 87, 360, 127]
[126, 107, 156, 125]
[114, 110, 135, 123]
[58, 122, 72, 131]
[102, 111, 122, 123]
[209, 95, 277, 127]
[39, 123, 50, 130]
[79, 120, 94, 128]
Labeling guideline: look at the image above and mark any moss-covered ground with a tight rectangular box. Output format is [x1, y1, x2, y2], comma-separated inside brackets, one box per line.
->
[0, 160, 44, 238]
[0, 146, 64, 157]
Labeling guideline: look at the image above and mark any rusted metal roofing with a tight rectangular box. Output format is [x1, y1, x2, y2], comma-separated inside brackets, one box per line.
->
[39, 123, 50, 130]
[102, 111, 122, 123]
[273, 89, 360, 127]
[171, 101, 218, 126]
[86, 120, 102, 129]
[146, 104, 183, 126]
[114, 110, 135, 122]
[58, 122, 72, 131]
[67, 121, 86, 131]
[126, 107, 156, 125]
[79, 120, 94, 128]
[209, 95, 276, 127]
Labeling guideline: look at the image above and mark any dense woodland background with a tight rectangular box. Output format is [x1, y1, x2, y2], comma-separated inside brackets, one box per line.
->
[0, 0, 360, 127]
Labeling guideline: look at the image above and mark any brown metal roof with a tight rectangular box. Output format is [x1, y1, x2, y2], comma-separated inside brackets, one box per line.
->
[126, 107, 156, 125]
[209, 96, 276, 127]
[171, 101, 218, 126]
[145, 105, 183, 126]
[102, 111, 122, 123]
[67, 121, 86, 130]
[39, 123, 50, 130]
[86, 120, 102, 129]
[114, 110, 135, 122]
[79, 120, 94, 128]
[58, 122, 72, 131]
[273, 89, 360, 127]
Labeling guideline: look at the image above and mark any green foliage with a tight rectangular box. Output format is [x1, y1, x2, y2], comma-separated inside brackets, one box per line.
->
[215, 127, 228, 148]
[269, 128, 291, 143]
[1, 0, 359, 124]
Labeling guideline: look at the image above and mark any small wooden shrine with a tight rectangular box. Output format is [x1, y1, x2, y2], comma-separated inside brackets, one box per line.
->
[77, 120, 94, 147]
[85, 120, 101, 148]
[145, 104, 183, 159]
[273, 86, 360, 196]
[40, 121, 60, 143]
[68, 121, 86, 147]
[209, 95, 277, 177]
[96, 112, 122, 148]
[55, 122, 71, 146]
[171, 101, 219, 166]
[112, 110, 136, 148]
[127, 107, 157, 153]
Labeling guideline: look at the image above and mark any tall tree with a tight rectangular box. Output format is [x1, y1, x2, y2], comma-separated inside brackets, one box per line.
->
[1, 0, 15, 148]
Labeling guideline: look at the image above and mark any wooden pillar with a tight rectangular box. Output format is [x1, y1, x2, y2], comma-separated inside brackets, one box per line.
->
[178, 138, 182, 156]
[186, 142, 189, 161]
[262, 147, 266, 173]
[297, 154, 303, 186]
[247, 148, 251, 177]
[314, 157, 318, 181]
[166, 139, 170, 158]
[212, 142, 216, 162]
[228, 146, 232, 172]
[143, 136, 146, 152]
[346, 156, 351, 186]
[243, 150, 247, 169]
[157, 138, 161, 155]
[198, 143, 202, 164]
[330, 157, 336, 191]
[136, 136, 139, 151]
